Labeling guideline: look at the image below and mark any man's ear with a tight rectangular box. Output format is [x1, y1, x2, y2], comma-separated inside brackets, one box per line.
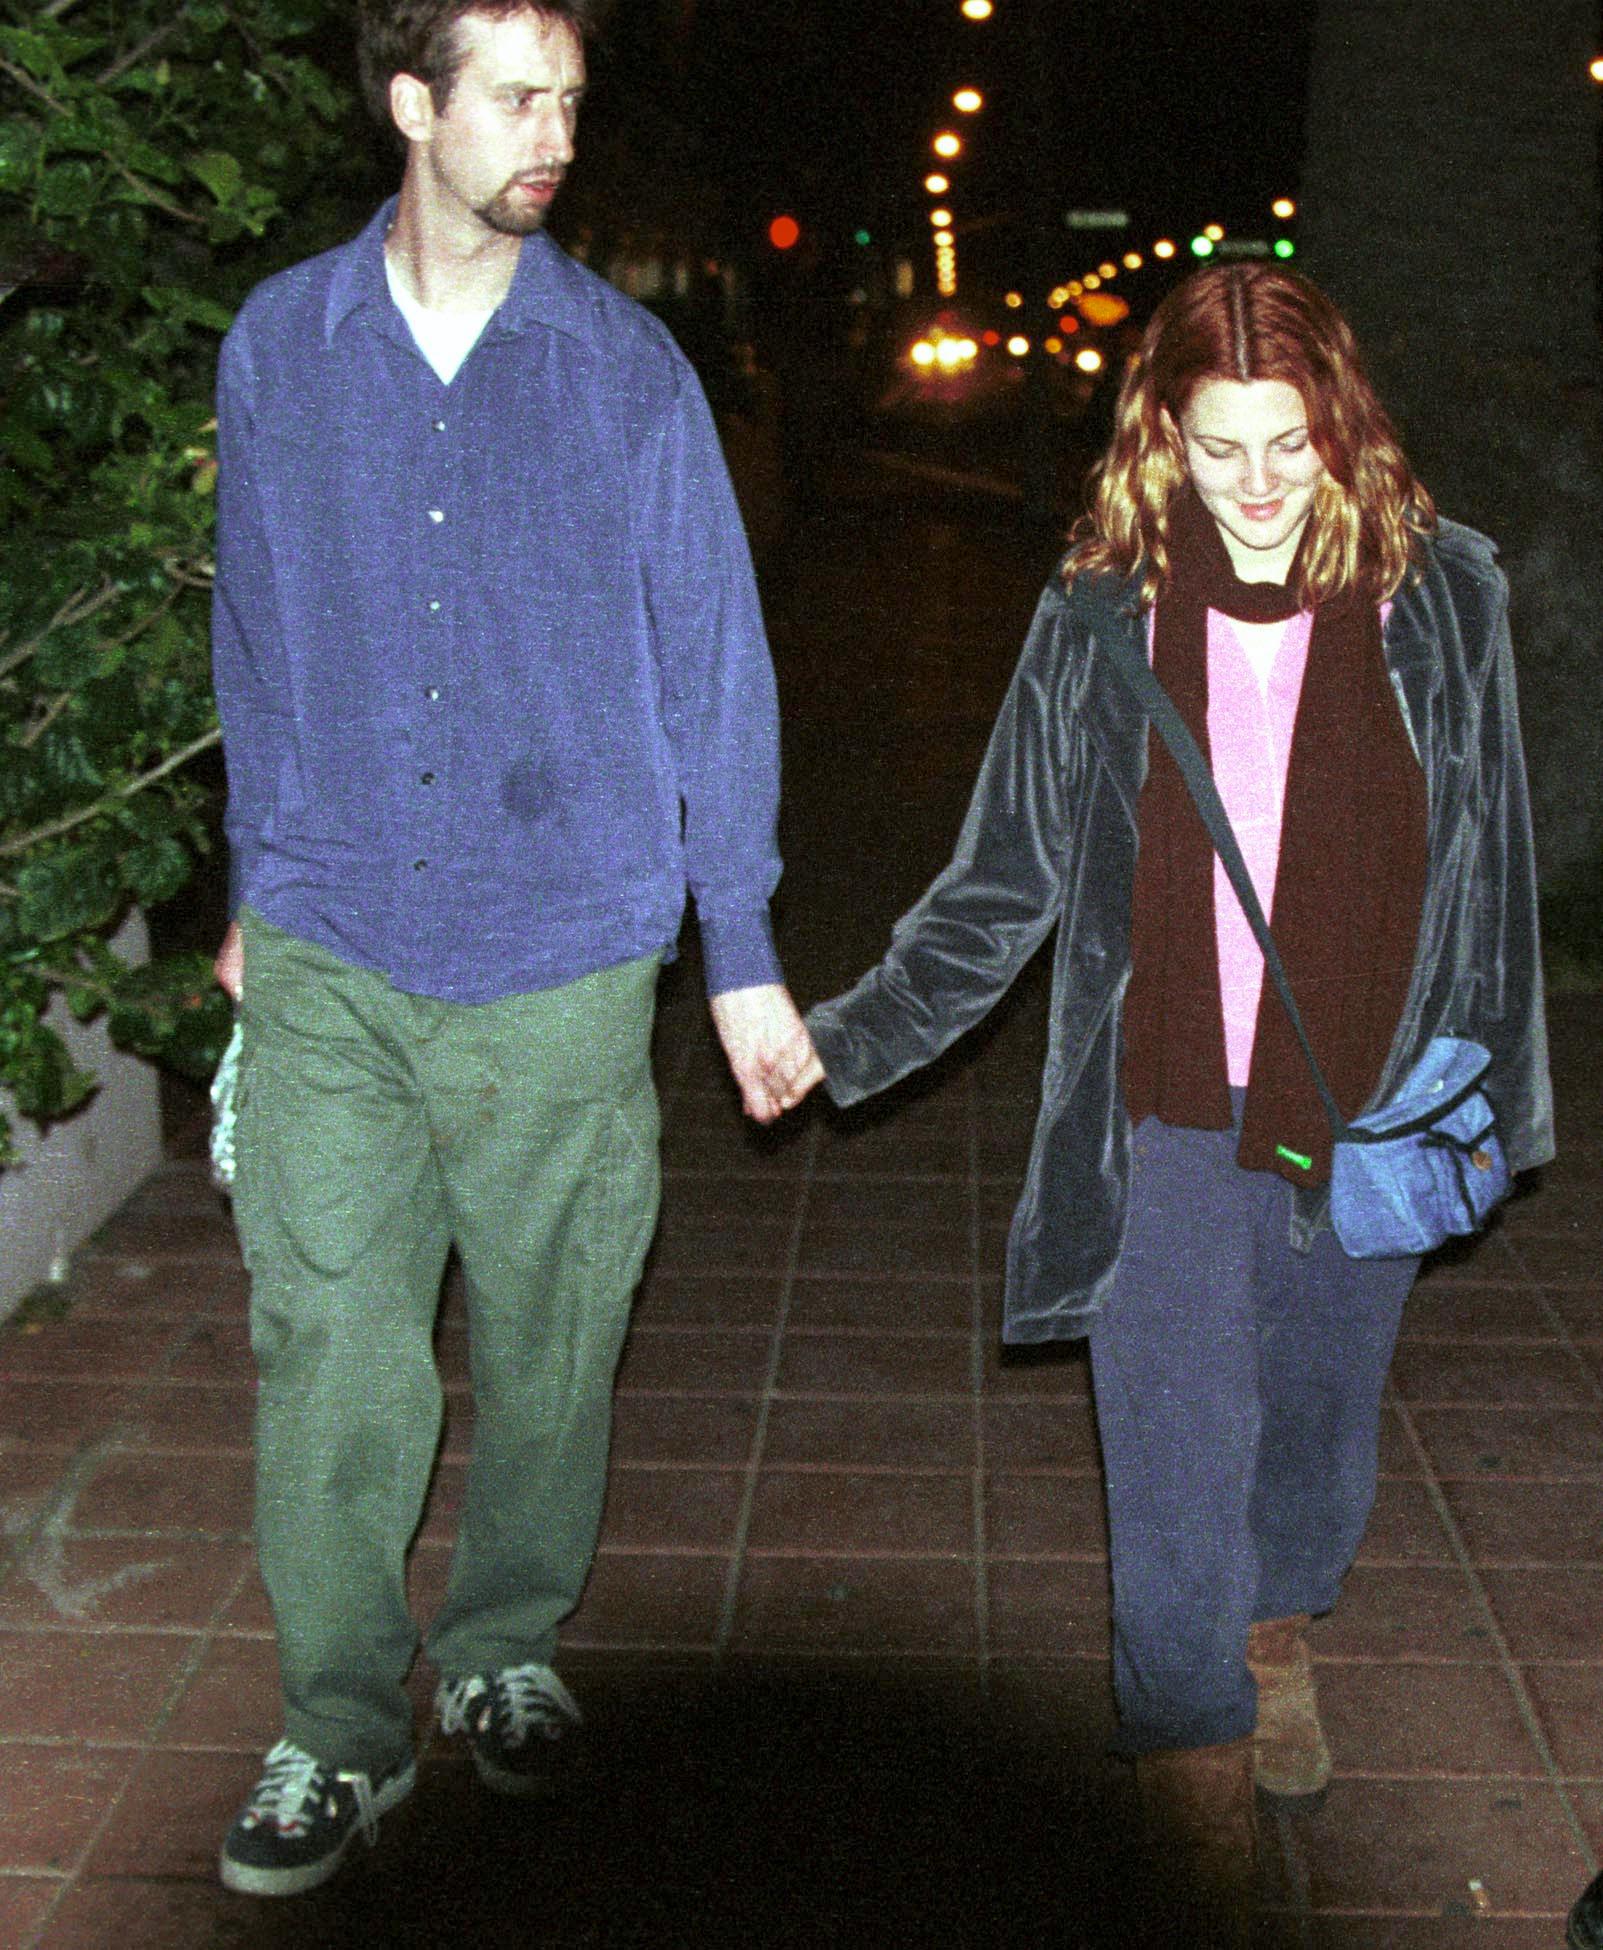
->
[389, 70, 435, 145]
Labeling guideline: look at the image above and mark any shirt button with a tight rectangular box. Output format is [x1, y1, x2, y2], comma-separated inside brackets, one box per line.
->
[423, 685, 441, 702]
[427, 508, 445, 524]
[432, 418, 446, 433]
[427, 599, 441, 613]
[413, 858, 427, 872]
[420, 771, 436, 786]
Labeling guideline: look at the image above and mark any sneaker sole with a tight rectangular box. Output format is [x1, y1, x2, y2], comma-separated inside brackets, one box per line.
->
[219, 1760, 416, 1898]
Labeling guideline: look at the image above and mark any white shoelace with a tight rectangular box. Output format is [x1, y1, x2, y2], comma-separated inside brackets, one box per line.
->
[438, 1664, 581, 1748]
[436, 1675, 488, 1739]
[246, 1738, 379, 1846]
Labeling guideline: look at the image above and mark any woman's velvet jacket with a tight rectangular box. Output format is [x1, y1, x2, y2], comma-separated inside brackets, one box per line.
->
[805, 519, 1554, 1344]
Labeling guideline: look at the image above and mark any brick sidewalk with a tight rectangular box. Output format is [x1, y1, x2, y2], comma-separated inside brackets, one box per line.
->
[0, 975, 1597, 1947]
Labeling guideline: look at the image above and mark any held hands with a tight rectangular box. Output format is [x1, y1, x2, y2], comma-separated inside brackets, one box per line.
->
[708, 983, 825, 1123]
[210, 933, 825, 1124]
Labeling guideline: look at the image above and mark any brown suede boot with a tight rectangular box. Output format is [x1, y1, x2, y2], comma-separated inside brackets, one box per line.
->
[1247, 1612, 1333, 1798]
[1133, 1735, 1256, 1948]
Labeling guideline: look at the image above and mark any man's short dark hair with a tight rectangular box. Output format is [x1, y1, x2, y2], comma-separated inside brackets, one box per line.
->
[356, 0, 609, 126]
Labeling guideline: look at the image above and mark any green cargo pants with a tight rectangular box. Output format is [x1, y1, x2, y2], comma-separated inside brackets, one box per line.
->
[232, 910, 661, 1776]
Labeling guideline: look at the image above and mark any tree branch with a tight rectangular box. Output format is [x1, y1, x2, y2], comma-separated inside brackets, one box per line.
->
[104, 577, 181, 648]
[0, 724, 221, 859]
[19, 690, 71, 749]
[97, 10, 189, 88]
[0, 50, 65, 114]
[0, 580, 121, 683]
[0, 55, 206, 226]
[28, 957, 114, 998]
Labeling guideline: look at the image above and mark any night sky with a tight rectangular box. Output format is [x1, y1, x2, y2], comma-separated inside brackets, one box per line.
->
[606, 0, 1316, 294]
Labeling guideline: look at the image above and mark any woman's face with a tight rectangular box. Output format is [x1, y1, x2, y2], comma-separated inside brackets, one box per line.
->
[1175, 377, 1329, 584]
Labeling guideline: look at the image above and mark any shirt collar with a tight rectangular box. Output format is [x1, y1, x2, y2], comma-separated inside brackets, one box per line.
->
[324, 196, 599, 349]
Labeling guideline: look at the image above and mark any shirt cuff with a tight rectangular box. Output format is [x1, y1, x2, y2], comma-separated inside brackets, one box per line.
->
[226, 844, 262, 920]
[698, 903, 782, 997]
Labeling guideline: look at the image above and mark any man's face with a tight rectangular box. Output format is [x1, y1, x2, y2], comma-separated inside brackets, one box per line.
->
[412, 9, 586, 237]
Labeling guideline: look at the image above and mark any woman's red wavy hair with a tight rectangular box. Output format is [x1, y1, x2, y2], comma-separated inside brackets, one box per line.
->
[1068, 264, 1435, 608]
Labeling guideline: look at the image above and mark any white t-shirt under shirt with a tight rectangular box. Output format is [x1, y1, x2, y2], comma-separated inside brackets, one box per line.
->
[384, 255, 498, 385]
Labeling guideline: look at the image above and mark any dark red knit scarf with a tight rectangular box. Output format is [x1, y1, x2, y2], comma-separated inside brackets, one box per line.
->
[1121, 486, 1428, 1186]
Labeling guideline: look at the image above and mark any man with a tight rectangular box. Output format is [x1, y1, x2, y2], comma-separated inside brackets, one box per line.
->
[211, 0, 816, 1896]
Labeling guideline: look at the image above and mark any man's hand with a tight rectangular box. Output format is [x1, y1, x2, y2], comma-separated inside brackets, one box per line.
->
[708, 983, 825, 1124]
[214, 920, 244, 1003]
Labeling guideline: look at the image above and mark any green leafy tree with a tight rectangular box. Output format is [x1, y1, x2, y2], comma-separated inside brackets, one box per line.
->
[0, 0, 352, 1163]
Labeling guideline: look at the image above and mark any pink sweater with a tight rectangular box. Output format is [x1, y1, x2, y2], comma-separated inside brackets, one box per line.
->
[1145, 606, 1313, 1084]
[1205, 611, 1313, 1083]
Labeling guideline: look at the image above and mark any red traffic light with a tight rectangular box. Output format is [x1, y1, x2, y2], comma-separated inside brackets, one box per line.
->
[768, 215, 801, 251]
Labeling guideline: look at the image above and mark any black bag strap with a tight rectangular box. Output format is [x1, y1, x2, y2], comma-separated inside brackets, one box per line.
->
[1099, 619, 1351, 1144]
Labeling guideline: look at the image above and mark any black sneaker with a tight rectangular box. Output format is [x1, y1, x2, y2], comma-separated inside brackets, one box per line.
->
[1571, 1868, 1603, 1950]
[219, 1738, 415, 1896]
[435, 1662, 582, 1797]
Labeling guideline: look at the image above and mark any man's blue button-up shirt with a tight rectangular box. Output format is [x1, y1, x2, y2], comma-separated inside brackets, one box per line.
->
[212, 200, 783, 1003]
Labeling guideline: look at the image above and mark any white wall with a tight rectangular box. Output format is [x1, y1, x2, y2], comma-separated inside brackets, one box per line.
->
[0, 910, 162, 1321]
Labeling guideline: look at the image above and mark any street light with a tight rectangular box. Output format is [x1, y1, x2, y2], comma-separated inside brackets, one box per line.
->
[930, 208, 952, 227]
[953, 88, 983, 112]
[1272, 197, 1296, 219]
[1153, 238, 1176, 259]
[961, 0, 993, 18]
[933, 131, 962, 158]
[925, 173, 949, 195]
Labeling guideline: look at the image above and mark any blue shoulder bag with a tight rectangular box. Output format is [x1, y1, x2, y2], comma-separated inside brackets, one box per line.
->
[1104, 626, 1510, 1259]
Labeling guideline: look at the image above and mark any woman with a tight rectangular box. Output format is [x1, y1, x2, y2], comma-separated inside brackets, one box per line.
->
[791, 265, 1552, 1938]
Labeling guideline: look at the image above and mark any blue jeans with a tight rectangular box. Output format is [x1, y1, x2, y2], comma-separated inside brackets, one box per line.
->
[1087, 1102, 1417, 1753]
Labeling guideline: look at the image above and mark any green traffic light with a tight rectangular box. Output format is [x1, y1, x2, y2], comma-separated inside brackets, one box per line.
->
[1190, 235, 1215, 257]
[853, 229, 872, 247]
[1274, 238, 1296, 259]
